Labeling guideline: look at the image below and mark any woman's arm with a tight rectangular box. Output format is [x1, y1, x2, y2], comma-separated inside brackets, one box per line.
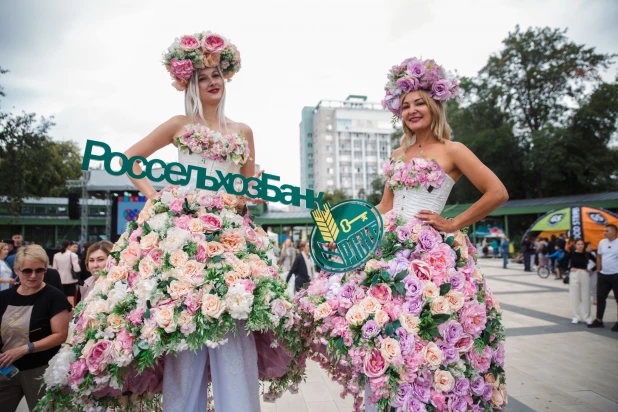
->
[376, 148, 403, 215]
[123, 116, 187, 199]
[239, 124, 256, 179]
[417, 142, 508, 232]
[0, 310, 70, 369]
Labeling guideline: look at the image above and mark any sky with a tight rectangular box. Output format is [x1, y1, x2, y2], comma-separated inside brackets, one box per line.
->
[1, 0, 617, 195]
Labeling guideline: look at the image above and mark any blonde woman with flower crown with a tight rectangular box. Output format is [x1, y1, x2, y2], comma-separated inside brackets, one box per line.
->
[295, 58, 509, 412]
[36, 32, 305, 412]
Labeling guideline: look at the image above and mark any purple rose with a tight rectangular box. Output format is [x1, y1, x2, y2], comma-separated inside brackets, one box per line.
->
[407, 397, 428, 412]
[471, 403, 484, 412]
[403, 275, 423, 299]
[430, 79, 453, 102]
[483, 384, 493, 402]
[362, 320, 380, 340]
[438, 320, 463, 345]
[417, 228, 440, 252]
[407, 62, 426, 78]
[403, 297, 423, 316]
[396, 225, 412, 243]
[396, 327, 415, 356]
[339, 283, 356, 300]
[452, 379, 470, 397]
[493, 342, 505, 366]
[396, 77, 420, 93]
[437, 341, 459, 365]
[388, 257, 410, 276]
[470, 376, 485, 397]
[412, 381, 431, 403]
[392, 383, 413, 408]
[448, 271, 465, 291]
[395, 248, 412, 259]
[448, 396, 468, 412]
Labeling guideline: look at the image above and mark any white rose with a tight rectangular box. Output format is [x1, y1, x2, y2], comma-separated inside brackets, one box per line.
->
[160, 227, 191, 253]
[422, 342, 444, 370]
[430, 296, 452, 315]
[422, 280, 440, 300]
[433, 370, 455, 392]
[160, 191, 175, 206]
[154, 306, 177, 333]
[148, 213, 169, 232]
[224, 285, 254, 320]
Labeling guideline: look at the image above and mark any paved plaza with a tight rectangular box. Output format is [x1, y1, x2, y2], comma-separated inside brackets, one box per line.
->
[18, 260, 618, 412]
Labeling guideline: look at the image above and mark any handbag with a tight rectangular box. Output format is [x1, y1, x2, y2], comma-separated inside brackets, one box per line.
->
[70, 253, 81, 280]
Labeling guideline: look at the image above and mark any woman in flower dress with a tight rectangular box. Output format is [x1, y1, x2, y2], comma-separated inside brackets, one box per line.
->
[36, 31, 305, 412]
[297, 58, 509, 412]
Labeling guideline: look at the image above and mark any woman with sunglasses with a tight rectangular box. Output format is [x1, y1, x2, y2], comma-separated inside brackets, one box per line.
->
[0, 245, 71, 412]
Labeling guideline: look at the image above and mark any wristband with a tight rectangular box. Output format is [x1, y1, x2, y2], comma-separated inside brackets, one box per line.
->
[27, 342, 34, 354]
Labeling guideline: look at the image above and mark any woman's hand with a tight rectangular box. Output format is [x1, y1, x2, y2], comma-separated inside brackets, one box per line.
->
[415, 210, 456, 233]
[245, 169, 268, 205]
[0, 345, 28, 369]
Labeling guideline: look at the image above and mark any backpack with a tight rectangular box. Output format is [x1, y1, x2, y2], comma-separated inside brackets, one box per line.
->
[541, 243, 548, 254]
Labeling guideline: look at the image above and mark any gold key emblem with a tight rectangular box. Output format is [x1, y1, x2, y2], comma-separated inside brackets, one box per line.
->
[339, 211, 368, 233]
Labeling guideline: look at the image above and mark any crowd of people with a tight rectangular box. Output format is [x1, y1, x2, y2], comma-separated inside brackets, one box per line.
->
[518, 227, 618, 331]
[0, 234, 114, 410]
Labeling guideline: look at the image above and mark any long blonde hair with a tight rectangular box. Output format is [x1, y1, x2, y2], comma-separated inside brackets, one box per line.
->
[400, 90, 452, 150]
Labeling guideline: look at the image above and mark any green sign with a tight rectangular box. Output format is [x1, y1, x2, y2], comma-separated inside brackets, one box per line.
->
[310, 200, 383, 273]
[82, 140, 323, 209]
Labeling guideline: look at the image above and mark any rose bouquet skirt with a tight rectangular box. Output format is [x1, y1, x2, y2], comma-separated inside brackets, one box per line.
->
[35, 186, 307, 411]
[296, 211, 507, 412]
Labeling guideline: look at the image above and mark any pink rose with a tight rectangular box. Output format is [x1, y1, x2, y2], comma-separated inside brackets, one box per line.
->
[202, 33, 226, 52]
[174, 215, 192, 230]
[68, 359, 88, 387]
[363, 348, 388, 378]
[170, 199, 184, 214]
[245, 228, 259, 244]
[85, 339, 112, 375]
[179, 35, 200, 51]
[200, 214, 223, 232]
[368, 284, 392, 305]
[120, 242, 141, 267]
[410, 259, 432, 280]
[242, 278, 256, 293]
[127, 308, 145, 326]
[116, 329, 133, 351]
[128, 227, 142, 243]
[196, 241, 208, 262]
[183, 290, 204, 314]
[383, 299, 403, 320]
[169, 58, 194, 80]
[459, 302, 487, 338]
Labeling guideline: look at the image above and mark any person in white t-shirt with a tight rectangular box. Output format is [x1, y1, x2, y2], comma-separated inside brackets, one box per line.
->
[588, 224, 618, 331]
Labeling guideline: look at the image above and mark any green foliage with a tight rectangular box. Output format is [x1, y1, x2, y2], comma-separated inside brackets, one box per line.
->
[321, 189, 350, 205]
[0, 67, 83, 215]
[444, 26, 618, 202]
[366, 176, 385, 206]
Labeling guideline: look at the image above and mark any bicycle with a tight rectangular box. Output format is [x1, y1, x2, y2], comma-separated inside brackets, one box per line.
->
[537, 265, 551, 279]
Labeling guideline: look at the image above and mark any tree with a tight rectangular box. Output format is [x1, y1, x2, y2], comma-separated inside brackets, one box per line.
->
[0, 68, 83, 215]
[321, 189, 349, 205]
[479, 25, 615, 136]
[366, 177, 385, 206]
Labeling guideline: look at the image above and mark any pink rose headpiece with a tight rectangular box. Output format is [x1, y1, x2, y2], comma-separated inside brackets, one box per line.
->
[382, 57, 460, 119]
[163, 31, 241, 91]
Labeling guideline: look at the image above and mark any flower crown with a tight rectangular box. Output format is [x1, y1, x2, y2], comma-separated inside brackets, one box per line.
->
[163, 31, 241, 91]
[381, 57, 460, 119]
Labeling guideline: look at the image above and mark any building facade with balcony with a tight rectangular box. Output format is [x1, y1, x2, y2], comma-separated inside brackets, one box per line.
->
[300, 95, 394, 197]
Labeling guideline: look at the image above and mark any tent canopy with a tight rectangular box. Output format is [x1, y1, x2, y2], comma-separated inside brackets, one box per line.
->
[526, 206, 618, 248]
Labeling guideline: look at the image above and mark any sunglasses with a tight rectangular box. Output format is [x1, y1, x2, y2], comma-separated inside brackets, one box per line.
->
[21, 268, 46, 276]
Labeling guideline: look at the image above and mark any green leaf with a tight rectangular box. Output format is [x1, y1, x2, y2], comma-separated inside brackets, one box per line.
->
[138, 341, 150, 350]
[395, 282, 406, 296]
[445, 236, 455, 247]
[456, 261, 466, 268]
[371, 274, 380, 286]
[143, 308, 151, 319]
[394, 270, 408, 282]
[440, 282, 452, 296]
[335, 337, 344, 350]
[432, 314, 450, 324]
[381, 271, 390, 282]
[385, 323, 394, 336]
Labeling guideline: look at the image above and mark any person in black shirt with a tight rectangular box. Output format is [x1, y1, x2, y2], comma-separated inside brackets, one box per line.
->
[548, 235, 557, 272]
[521, 235, 533, 272]
[568, 239, 592, 325]
[0, 245, 71, 411]
[557, 233, 566, 250]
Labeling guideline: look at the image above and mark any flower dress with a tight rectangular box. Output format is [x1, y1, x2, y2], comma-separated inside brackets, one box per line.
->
[296, 157, 507, 412]
[36, 124, 307, 412]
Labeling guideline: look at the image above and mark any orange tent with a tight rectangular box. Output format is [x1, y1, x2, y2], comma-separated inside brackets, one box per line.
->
[526, 206, 618, 248]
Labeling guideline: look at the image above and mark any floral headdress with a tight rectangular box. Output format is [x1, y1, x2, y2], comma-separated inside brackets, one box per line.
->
[163, 31, 241, 91]
[381, 57, 460, 119]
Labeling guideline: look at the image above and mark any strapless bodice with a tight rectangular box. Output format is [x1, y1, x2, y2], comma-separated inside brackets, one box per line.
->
[178, 150, 241, 190]
[392, 175, 455, 220]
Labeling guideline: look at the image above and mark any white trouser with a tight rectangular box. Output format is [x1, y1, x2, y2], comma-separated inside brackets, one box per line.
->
[163, 328, 260, 412]
[570, 269, 592, 323]
[365, 384, 379, 412]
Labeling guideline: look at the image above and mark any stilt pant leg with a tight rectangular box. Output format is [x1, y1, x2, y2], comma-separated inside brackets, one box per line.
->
[210, 325, 260, 412]
[163, 346, 209, 412]
[365, 383, 379, 412]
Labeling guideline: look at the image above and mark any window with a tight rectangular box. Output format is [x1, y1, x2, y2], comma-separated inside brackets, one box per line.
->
[325, 134, 333, 141]
[327, 124, 333, 131]
[327, 179, 334, 186]
[326, 157, 333, 163]
[308, 143, 313, 148]
[336, 119, 352, 129]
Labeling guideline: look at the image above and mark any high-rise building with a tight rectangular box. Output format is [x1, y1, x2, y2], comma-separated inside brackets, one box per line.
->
[299, 95, 394, 198]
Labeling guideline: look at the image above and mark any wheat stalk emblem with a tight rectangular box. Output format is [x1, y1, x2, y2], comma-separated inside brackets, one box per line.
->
[311, 203, 340, 243]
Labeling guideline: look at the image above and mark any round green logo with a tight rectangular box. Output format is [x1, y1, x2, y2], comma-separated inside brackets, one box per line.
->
[310, 200, 383, 273]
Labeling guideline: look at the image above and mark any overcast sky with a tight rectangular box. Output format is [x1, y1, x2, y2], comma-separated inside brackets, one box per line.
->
[1, 0, 617, 192]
